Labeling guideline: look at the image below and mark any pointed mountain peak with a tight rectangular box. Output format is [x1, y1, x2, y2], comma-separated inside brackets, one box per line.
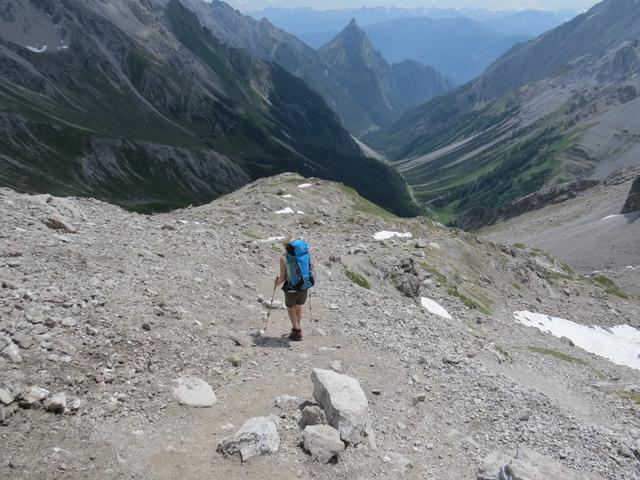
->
[320, 17, 371, 53]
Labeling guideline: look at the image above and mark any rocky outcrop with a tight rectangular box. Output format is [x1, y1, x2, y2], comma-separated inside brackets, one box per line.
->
[311, 369, 369, 445]
[455, 179, 601, 230]
[218, 417, 280, 462]
[621, 176, 640, 214]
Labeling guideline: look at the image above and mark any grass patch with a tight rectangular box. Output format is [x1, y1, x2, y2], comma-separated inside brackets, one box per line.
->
[528, 346, 588, 365]
[345, 270, 370, 289]
[618, 391, 640, 405]
[495, 345, 512, 361]
[243, 231, 261, 239]
[513, 243, 527, 249]
[591, 275, 629, 299]
[419, 262, 492, 314]
[337, 183, 398, 219]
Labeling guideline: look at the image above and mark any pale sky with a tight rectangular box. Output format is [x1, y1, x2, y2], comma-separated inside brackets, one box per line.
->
[225, 0, 600, 12]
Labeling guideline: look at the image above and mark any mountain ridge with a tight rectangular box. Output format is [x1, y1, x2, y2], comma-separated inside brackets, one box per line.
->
[0, 0, 418, 216]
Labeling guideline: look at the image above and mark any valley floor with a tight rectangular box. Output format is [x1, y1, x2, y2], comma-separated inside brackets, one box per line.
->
[1, 174, 640, 479]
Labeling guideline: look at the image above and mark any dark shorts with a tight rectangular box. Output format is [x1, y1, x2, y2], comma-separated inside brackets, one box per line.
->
[284, 290, 308, 308]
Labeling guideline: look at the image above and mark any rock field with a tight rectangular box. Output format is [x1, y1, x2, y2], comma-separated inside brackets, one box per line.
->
[1, 173, 640, 479]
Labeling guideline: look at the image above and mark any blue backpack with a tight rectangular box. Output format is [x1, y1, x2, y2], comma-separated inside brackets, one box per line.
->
[284, 239, 315, 292]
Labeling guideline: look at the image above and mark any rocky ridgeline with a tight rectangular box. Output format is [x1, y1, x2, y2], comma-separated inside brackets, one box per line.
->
[1, 174, 640, 479]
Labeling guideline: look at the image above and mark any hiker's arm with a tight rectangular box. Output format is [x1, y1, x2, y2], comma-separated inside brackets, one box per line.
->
[275, 257, 286, 287]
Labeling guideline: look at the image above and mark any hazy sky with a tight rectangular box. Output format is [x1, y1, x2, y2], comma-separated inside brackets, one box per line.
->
[225, 0, 600, 12]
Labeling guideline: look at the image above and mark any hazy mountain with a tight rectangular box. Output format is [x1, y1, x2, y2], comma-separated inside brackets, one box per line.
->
[318, 20, 455, 131]
[178, 0, 454, 135]
[0, 0, 417, 216]
[248, 6, 573, 83]
[361, 17, 530, 84]
[370, 0, 640, 226]
[247, 6, 574, 36]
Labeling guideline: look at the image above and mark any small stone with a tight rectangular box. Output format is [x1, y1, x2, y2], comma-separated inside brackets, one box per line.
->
[46, 392, 67, 414]
[1, 343, 21, 363]
[0, 384, 20, 405]
[20, 386, 50, 406]
[301, 405, 327, 427]
[371, 389, 382, 396]
[141, 323, 151, 331]
[517, 409, 531, 422]
[67, 397, 82, 411]
[11, 331, 33, 349]
[228, 354, 242, 367]
[61, 317, 77, 327]
[274, 395, 299, 410]
[412, 394, 426, 406]
[44, 214, 78, 234]
[328, 360, 343, 373]
[303, 425, 345, 464]
[618, 445, 633, 458]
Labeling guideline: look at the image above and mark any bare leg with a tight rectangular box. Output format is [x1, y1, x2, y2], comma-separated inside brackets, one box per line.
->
[287, 308, 298, 330]
[294, 305, 303, 330]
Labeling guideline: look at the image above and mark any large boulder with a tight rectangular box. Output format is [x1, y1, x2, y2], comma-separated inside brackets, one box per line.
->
[218, 416, 280, 462]
[303, 425, 345, 464]
[478, 447, 605, 480]
[311, 369, 369, 445]
[173, 376, 217, 407]
[621, 176, 640, 214]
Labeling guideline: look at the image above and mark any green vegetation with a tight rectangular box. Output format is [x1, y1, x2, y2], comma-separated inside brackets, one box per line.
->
[337, 184, 399, 219]
[591, 275, 629, 299]
[513, 243, 527, 250]
[618, 391, 640, 405]
[420, 262, 492, 314]
[528, 346, 588, 365]
[345, 270, 371, 289]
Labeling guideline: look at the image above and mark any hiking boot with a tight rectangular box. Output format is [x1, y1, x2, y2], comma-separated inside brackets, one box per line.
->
[289, 328, 303, 341]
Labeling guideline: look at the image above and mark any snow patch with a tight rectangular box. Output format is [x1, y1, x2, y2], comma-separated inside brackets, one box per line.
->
[275, 207, 294, 215]
[281, 194, 293, 199]
[602, 214, 620, 220]
[258, 236, 285, 243]
[297, 183, 312, 189]
[421, 297, 452, 319]
[26, 45, 48, 53]
[513, 311, 640, 370]
[373, 231, 413, 241]
[296, 211, 305, 215]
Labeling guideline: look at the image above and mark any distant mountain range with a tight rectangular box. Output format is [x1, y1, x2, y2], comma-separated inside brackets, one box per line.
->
[248, 6, 576, 83]
[179, 0, 454, 135]
[369, 0, 640, 227]
[0, 0, 418, 216]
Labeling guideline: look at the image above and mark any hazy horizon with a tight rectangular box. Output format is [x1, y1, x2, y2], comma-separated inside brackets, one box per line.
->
[223, 0, 600, 12]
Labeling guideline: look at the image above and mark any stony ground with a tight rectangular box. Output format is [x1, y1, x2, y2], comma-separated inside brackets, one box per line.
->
[1, 173, 640, 479]
[483, 170, 640, 296]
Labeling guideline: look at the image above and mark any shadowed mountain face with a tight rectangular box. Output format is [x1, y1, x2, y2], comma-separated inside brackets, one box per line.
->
[370, 0, 640, 226]
[0, 0, 418, 216]
[177, 0, 454, 136]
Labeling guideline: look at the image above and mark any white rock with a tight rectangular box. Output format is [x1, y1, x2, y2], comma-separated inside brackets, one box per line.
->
[311, 369, 369, 445]
[218, 417, 280, 462]
[274, 394, 299, 410]
[173, 377, 217, 407]
[22, 386, 49, 405]
[0, 384, 20, 405]
[303, 425, 345, 464]
[1, 342, 21, 363]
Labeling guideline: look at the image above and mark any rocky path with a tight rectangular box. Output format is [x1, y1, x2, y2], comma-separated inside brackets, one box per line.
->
[2, 174, 640, 479]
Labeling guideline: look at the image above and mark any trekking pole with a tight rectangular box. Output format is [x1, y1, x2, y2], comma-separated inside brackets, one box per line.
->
[309, 290, 312, 324]
[260, 276, 278, 336]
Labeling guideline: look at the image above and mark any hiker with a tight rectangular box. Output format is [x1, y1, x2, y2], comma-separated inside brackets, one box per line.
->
[275, 236, 315, 341]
